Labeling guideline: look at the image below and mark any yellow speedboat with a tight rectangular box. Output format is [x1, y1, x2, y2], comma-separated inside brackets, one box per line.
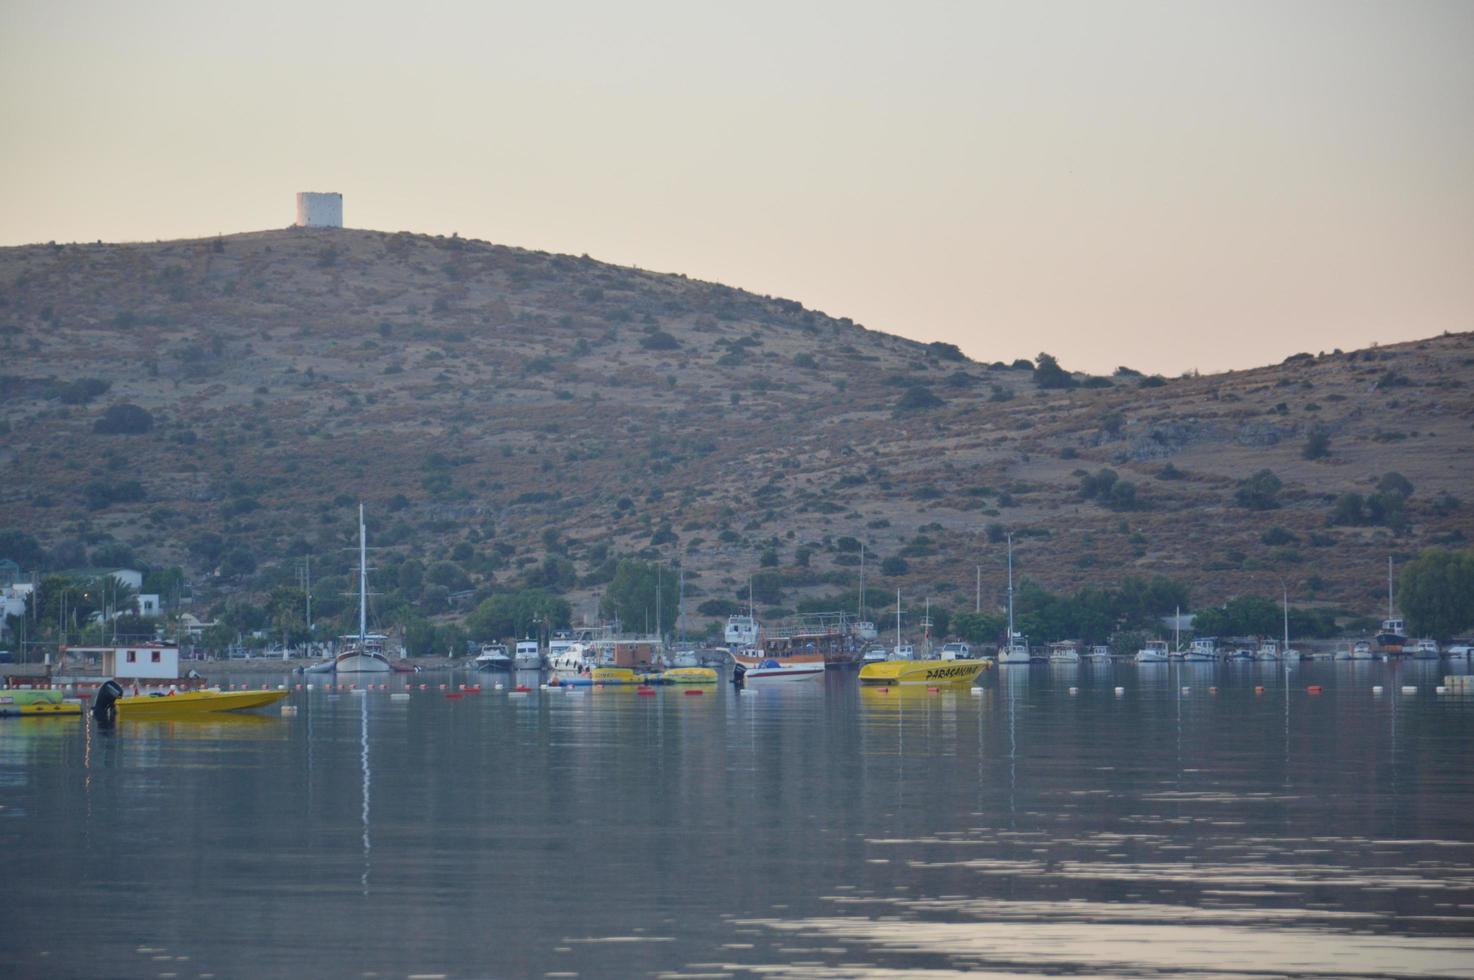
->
[113, 688, 290, 717]
[858, 658, 990, 687]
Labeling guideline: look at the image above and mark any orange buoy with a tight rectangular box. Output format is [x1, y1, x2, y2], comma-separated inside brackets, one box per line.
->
[1254, 686, 1265, 694]
[684, 689, 704, 696]
[1307, 685, 1324, 695]
[927, 687, 940, 694]
[446, 693, 462, 700]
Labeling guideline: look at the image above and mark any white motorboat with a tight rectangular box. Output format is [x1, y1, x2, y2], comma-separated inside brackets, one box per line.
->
[891, 644, 915, 660]
[860, 646, 889, 663]
[1409, 638, 1439, 659]
[1085, 645, 1112, 662]
[514, 639, 542, 670]
[939, 642, 973, 661]
[1256, 640, 1281, 662]
[724, 614, 759, 647]
[730, 649, 824, 682]
[1135, 640, 1170, 664]
[474, 644, 512, 671]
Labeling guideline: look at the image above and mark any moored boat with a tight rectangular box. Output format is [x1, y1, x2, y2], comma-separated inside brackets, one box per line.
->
[474, 644, 512, 671]
[0, 689, 83, 718]
[1409, 638, 1439, 660]
[112, 687, 290, 717]
[858, 657, 989, 686]
[1135, 640, 1170, 664]
[1047, 642, 1080, 664]
[335, 505, 392, 674]
[514, 639, 542, 670]
[1183, 638, 1217, 662]
[730, 650, 824, 683]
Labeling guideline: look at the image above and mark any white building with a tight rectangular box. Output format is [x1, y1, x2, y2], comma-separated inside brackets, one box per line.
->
[295, 192, 343, 228]
[135, 594, 161, 617]
[100, 644, 180, 680]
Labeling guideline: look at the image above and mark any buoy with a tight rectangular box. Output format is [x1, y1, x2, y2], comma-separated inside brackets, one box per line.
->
[971, 687, 983, 695]
[1114, 686, 1125, 696]
[1372, 685, 1384, 695]
[493, 683, 504, 691]
[390, 692, 410, 701]
[1435, 685, 1447, 694]
[637, 687, 656, 696]
[277, 684, 286, 691]
[878, 687, 890, 694]
[1068, 687, 1078, 695]
[927, 686, 940, 694]
[1307, 685, 1323, 695]
[514, 685, 532, 694]
[446, 693, 462, 700]
[306, 684, 315, 691]
[1401, 685, 1417, 695]
[1254, 686, 1265, 695]
[684, 689, 704, 696]
[438, 684, 447, 690]
[1181, 687, 1191, 695]
[281, 705, 297, 716]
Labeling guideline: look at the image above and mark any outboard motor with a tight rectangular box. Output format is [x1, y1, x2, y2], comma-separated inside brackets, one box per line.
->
[731, 661, 746, 690]
[92, 678, 124, 726]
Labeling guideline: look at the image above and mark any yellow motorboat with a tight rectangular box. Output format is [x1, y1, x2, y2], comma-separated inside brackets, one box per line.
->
[112, 688, 290, 718]
[857, 658, 990, 687]
[589, 666, 647, 685]
[657, 667, 718, 684]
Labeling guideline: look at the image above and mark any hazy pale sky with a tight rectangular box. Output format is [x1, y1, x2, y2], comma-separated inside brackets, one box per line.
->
[2, 1, 1470, 375]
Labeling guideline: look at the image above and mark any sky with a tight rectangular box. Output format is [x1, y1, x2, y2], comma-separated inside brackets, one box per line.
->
[1, 1, 1470, 376]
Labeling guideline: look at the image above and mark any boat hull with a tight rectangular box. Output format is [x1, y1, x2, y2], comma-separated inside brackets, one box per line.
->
[0, 691, 83, 718]
[335, 653, 391, 673]
[858, 659, 989, 686]
[658, 667, 718, 684]
[116, 689, 290, 717]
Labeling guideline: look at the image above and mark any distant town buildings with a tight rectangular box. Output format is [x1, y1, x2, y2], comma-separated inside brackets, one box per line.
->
[295, 191, 343, 228]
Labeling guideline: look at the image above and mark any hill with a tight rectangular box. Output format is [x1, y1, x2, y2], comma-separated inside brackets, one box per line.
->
[2, 228, 1471, 640]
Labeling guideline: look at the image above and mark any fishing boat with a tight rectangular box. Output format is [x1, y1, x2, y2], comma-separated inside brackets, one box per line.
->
[1135, 640, 1170, 664]
[1085, 644, 1113, 662]
[474, 644, 512, 671]
[334, 505, 392, 673]
[1256, 639, 1281, 662]
[1183, 638, 1217, 662]
[1047, 642, 1080, 664]
[1338, 640, 1375, 661]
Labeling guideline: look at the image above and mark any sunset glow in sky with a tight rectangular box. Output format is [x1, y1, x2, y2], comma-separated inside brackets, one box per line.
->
[2, 1, 1470, 375]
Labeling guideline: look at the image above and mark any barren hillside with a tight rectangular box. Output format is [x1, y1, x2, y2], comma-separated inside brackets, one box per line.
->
[2, 228, 1471, 632]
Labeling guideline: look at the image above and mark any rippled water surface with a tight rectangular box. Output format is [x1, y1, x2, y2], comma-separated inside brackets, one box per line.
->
[3, 660, 1473, 979]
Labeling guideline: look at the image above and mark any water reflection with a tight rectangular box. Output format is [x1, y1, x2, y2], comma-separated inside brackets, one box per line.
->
[0, 664, 1470, 979]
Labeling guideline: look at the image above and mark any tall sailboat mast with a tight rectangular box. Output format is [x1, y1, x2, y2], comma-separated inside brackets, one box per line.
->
[1387, 555, 1394, 620]
[358, 503, 368, 646]
[1006, 531, 1015, 641]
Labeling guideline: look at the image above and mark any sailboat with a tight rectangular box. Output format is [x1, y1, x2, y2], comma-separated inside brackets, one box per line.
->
[853, 543, 877, 640]
[999, 533, 1030, 664]
[1375, 556, 1408, 653]
[334, 505, 392, 673]
[1280, 584, 1301, 662]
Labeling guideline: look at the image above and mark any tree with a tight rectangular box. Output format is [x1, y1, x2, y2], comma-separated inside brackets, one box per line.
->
[0, 529, 46, 568]
[1399, 549, 1474, 639]
[880, 556, 909, 576]
[1033, 352, 1076, 389]
[465, 588, 571, 641]
[93, 403, 155, 434]
[599, 559, 679, 635]
[1235, 469, 1282, 510]
[1302, 428, 1331, 460]
[893, 386, 943, 415]
[952, 611, 1005, 644]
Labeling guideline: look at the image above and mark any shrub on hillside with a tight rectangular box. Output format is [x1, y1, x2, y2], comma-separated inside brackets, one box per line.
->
[93, 403, 154, 434]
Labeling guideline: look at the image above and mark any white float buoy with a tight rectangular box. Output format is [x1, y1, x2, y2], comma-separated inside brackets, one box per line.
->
[1372, 686, 1383, 695]
[390, 692, 410, 701]
[1401, 685, 1417, 694]
[494, 683, 505, 691]
[1435, 685, 1447, 694]
[1114, 686, 1125, 696]
[1181, 686, 1191, 695]
[1067, 687, 1078, 695]
[970, 687, 983, 695]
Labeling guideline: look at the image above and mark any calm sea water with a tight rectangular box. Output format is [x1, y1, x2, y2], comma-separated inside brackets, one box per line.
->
[3, 660, 1472, 979]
